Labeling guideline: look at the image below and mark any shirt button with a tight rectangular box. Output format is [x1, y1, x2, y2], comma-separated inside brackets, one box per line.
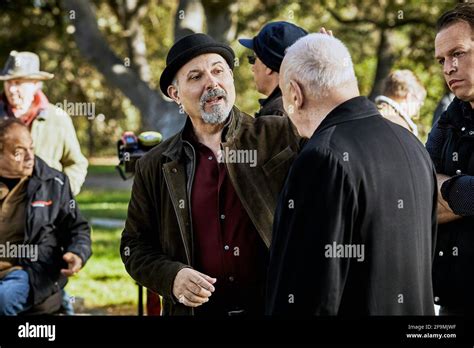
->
[171, 168, 177, 173]
[456, 169, 462, 175]
[461, 127, 466, 132]
[228, 276, 234, 282]
[220, 214, 225, 220]
[439, 251, 444, 256]
[208, 156, 213, 160]
[224, 245, 230, 251]
[434, 296, 440, 303]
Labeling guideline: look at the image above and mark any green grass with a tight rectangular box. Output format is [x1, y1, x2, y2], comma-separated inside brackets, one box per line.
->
[65, 227, 138, 309]
[64, 187, 138, 313]
[77, 189, 131, 221]
[87, 165, 118, 175]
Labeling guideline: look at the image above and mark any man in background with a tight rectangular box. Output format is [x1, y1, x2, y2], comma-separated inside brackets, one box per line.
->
[267, 33, 437, 315]
[427, 2, 474, 315]
[375, 69, 426, 137]
[239, 21, 307, 117]
[0, 51, 88, 196]
[0, 118, 91, 315]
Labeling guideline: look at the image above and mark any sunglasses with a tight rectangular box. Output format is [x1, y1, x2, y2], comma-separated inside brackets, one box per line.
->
[247, 55, 256, 65]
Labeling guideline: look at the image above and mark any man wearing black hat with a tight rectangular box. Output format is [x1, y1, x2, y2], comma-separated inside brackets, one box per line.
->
[239, 21, 307, 117]
[121, 33, 300, 316]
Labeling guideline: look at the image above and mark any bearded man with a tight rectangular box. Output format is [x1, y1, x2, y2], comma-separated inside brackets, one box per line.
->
[120, 33, 299, 316]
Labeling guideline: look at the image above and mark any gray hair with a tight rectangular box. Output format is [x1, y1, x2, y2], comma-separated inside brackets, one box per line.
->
[382, 69, 426, 102]
[282, 33, 357, 99]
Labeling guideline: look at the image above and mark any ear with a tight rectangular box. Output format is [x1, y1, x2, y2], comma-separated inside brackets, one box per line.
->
[289, 79, 304, 110]
[167, 84, 180, 104]
[34, 81, 43, 92]
[265, 66, 274, 76]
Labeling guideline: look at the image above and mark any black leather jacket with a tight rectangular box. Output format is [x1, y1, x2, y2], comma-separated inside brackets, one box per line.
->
[19, 157, 91, 305]
[426, 98, 474, 309]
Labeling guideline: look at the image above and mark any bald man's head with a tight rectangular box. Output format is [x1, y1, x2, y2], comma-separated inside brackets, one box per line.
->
[0, 118, 34, 178]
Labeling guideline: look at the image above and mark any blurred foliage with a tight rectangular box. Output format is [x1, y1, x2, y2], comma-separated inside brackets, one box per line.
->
[0, 0, 459, 155]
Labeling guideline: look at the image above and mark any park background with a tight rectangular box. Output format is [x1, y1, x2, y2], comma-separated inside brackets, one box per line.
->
[0, 0, 462, 314]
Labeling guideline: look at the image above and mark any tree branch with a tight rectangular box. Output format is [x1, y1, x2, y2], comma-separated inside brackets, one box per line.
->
[61, 0, 183, 137]
[327, 8, 381, 26]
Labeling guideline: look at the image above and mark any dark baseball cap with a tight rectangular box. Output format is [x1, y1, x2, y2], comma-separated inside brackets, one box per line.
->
[238, 21, 307, 72]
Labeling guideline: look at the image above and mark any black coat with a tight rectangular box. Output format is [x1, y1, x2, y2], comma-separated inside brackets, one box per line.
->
[19, 157, 92, 305]
[121, 108, 300, 315]
[426, 98, 474, 310]
[255, 87, 286, 118]
[266, 96, 437, 316]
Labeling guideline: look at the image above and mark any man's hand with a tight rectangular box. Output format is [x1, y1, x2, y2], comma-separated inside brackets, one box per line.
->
[60, 252, 83, 277]
[319, 27, 333, 36]
[172, 268, 216, 307]
[437, 174, 462, 224]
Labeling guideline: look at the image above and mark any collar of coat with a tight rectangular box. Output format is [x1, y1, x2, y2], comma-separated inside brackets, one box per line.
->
[162, 106, 243, 161]
[32, 156, 63, 182]
[314, 96, 381, 135]
[258, 86, 282, 108]
[438, 97, 474, 130]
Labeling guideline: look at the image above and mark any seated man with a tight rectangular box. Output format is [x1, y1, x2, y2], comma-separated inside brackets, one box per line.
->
[0, 51, 88, 196]
[0, 118, 91, 315]
[375, 69, 426, 137]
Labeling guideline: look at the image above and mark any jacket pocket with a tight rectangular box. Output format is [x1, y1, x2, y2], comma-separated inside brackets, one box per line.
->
[262, 146, 296, 176]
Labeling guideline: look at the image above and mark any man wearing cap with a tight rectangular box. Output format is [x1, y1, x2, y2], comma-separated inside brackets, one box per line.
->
[121, 33, 300, 316]
[0, 51, 88, 196]
[239, 21, 307, 117]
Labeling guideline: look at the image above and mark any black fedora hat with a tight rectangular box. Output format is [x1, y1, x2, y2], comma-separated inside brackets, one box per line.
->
[159, 33, 235, 98]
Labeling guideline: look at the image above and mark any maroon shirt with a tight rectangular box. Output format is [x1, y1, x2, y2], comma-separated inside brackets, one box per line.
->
[185, 130, 267, 316]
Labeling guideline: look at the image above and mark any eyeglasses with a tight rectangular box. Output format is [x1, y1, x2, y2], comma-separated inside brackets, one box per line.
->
[247, 55, 256, 65]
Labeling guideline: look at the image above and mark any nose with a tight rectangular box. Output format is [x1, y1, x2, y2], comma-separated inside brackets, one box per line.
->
[24, 148, 34, 162]
[444, 57, 457, 76]
[204, 72, 219, 90]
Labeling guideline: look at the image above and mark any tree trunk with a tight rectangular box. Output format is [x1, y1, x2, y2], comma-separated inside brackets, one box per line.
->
[123, 0, 152, 83]
[61, 0, 184, 139]
[368, 28, 396, 100]
[203, 0, 238, 43]
[174, 0, 205, 41]
[174, 0, 237, 44]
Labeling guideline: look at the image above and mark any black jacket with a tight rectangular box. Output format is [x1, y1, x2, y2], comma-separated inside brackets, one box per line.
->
[19, 157, 91, 306]
[255, 87, 286, 118]
[121, 108, 299, 315]
[426, 98, 474, 310]
[266, 96, 437, 316]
